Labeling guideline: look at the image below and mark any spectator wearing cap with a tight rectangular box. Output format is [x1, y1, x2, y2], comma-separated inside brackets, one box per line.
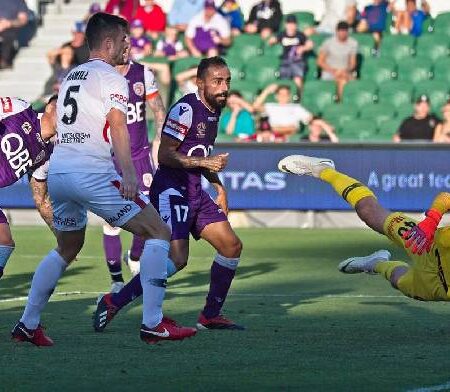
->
[154, 26, 189, 60]
[357, 0, 390, 46]
[268, 14, 313, 92]
[49, 22, 88, 67]
[129, 19, 152, 60]
[219, 91, 256, 139]
[0, 0, 29, 69]
[219, 0, 244, 36]
[317, 21, 357, 101]
[393, 95, 440, 142]
[433, 100, 450, 143]
[135, 0, 166, 40]
[245, 0, 282, 39]
[105, 0, 139, 22]
[185, 0, 231, 58]
[168, 0, 205, 33]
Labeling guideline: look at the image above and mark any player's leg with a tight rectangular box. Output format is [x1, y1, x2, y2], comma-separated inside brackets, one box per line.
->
[0, 210, 15, 279]
[102, 223, 124, 292]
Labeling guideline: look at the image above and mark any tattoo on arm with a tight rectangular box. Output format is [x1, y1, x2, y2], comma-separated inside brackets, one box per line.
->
[29, 178, 55, 235]
[148, 94, 166, 141]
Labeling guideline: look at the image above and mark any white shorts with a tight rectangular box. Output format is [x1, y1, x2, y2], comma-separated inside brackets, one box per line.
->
[48, 172, 148, 231]
[31, 161, 50, 182]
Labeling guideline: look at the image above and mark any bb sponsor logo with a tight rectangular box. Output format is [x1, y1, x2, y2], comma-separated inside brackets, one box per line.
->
[1, 97, 13, 113]
[21, 122, 32, 135]
[133, 82, 145, 97]
[106, 204, 133, 225]
[166, 118, 188, 136]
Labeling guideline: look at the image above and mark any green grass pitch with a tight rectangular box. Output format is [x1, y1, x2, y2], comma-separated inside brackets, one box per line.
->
[2, 226, 450, 392]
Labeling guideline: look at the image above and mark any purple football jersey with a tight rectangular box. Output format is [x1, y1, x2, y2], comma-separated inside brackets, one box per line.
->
[154, 92, 220, 197]
[0, 98, 52, 188]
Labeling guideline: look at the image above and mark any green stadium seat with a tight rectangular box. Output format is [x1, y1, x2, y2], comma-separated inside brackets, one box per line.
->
[140, 56, 170, 64]
[396, 105, 413, 120]
[380, 35, 415, 61]
[397, 57, 432, 84]
[342, 80, 377, 109]
[244, 56, 280, 86]
[305, 55, 319, 81]
[309, 34, 327, 53]
[414, 80, 450, 112]
[378, 118, 403, 136]
[351, 34, 375, 58]
[415, 34, 449, 62]
[359, 103, 397, 127]
[434, 12, 450, 36]
[422, 17, 434, 34]
[262, 43, 283, 58]
[377, 81, 413, 108]
[339, 118, 378, 141]
[360, 57, 396, 84]
[223, 54, 245, 80]
[230, 79, 259, 102]
[321, 103, 359, 132]
[227, 34, 263, 63]
[301, 80, 336, 112]
[283, 11, 315, 31]
[216, 133, 237, 143]
[433, 58, 450, 84]
[172, 57, 200, 76]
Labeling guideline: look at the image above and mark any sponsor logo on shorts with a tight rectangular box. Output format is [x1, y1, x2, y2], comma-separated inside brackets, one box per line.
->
[166, 118, 188, 136]
[1, 97, 12, 113]
[54, 215, 77, 227]
[196, 122, 206, 138]
[60, 132, 91, 144]
[106, 204, 133, 225]
[133, 82, 145, 97]
[21, 122, 32, 135]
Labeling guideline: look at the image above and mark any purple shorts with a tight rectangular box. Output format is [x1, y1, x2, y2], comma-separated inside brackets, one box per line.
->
[114, 153, 154, 195]
[0, 209, 8, 224]
[150, 187, 227, 241]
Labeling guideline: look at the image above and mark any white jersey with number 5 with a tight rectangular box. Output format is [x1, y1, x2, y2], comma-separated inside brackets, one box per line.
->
[50, 59, 129, 174]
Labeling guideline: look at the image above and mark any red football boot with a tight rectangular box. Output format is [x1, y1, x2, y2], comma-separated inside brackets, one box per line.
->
[11, 322, 54, 347]
[140, 316, 197, 344]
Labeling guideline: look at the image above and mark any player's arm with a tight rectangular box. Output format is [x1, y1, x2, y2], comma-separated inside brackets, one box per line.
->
[40, 95, 58, 141]
[403, 192, 450, 254]
[29, 176, 55, 236]
[203, 169, 228, 215]
[147, 93, 166, 167]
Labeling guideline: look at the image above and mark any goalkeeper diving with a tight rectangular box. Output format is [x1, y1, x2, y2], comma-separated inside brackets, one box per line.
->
[279, 154, 450, 301]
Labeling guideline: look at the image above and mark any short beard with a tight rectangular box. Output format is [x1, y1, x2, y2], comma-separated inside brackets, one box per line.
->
[205, 92, 227, 110]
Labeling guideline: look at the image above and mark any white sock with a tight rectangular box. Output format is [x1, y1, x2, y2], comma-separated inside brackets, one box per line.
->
[20, 249, 67, 329]
[140, 239, 169, 328]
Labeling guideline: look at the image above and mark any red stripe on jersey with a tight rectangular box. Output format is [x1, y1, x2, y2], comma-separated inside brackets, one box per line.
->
[146, 91, 159, 101]
[111, 180, 147, 210]
[1, 97, 13, 113]
[102, 121, 110, 143]
[165, 118, 189, 135]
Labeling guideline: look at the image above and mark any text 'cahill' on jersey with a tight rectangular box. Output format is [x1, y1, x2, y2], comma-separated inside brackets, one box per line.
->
[0, 97, 52, 188]
[50, 59, 129, 174]
[155, 91, 220, 197]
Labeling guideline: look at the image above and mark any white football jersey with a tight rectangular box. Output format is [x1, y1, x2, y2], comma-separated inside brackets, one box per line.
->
[0, 97, 30, 120]
[50, 59, 129, 174]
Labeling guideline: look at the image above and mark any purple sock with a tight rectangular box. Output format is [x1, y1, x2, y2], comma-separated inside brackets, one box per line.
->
[130, 235, 145, 261]
[103, 234, 123, 281]
[111, 273, 142, 308]
[202, 255, 239, 319]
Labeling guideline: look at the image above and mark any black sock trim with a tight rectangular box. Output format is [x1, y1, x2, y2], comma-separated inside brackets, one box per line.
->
[342, 183, 364, 201]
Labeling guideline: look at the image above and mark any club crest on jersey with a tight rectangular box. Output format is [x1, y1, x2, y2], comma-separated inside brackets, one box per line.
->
[196, 122, 206, 138]
[21, 122, 32, 135]
[133, 82, 145, 97]
[143, 173, 153, 187]
[1, 97, 13, 113]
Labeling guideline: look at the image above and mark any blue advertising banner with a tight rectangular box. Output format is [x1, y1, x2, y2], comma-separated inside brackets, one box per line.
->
[1, 144, 449, 211]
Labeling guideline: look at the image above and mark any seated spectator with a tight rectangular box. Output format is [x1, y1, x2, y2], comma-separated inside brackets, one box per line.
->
[300, 119, 339, 142]
[317, 21, 357, 101]
[67, 22, 89, 65]
[129, 19, 152, 61]
[305, 0, 357, 36]
[219, 91, 255, 139]
[168, 0, 205, 33]
[175, 66, 198, 95]
[394, 0, 430, 37]
[219, 0, 244, 36]
[104, 0, 139, 22]
[185, 0, 231, 58]
[433, 100, 450, 143]
[268, 14, 313, 92]
[154, 26, 189, 60]
[357, 0, 390, 46]
[0, 0, 29, 69]
[393, 95, 440, 142]
[135, 0, 166, 40]
[244, 0, 282, 39]
[242, 115, 285, 142]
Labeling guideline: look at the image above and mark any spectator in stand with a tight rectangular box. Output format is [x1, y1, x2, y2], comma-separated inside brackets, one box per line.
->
[65, 21, 89, 66]
[357, 0, 390, 46]
[219, 91, 255, 139]
[433, 100, 450, 143]
[317, 21, 357, 101]
[168, 0, 205, 33]
[268, 14, 313, 92]
[185, 0, 231, 58]
[301, 120, 339, 142]
[393, 0, 430, 37]
[393, 95, 440, 142]
[175, 66, 198, 95]
[305, 0, 358, 36]
[104, 0, 139, 22]
[154, 26, 189, 60]
[135, 0, 166, 40]
[244, 0, 283, 39]
[219, 0, 244, 36]
[129, 19, 152, 60]
[83, 3, 102, 23]
[0, 0, 29, 69]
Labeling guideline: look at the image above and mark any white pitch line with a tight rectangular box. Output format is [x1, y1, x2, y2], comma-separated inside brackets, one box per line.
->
[407, 381, 450, 392]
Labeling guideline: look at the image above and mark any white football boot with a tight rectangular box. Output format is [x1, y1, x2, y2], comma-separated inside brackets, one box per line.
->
[278, 154, 335, 178]
[338, 250, 392, 275]
[123, 250, 140, 277]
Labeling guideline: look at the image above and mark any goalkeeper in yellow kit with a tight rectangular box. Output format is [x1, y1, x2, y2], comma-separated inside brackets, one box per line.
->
[278, 154, 450, 301]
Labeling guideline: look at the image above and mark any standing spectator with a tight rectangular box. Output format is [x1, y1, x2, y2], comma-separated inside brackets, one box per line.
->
[244, 0, 283, 39]
[135, 0, 166, 40]
[357, 0, 390, 46]
[433, 100, 450, 143]
[219, 91, 255, 138]
[129, 19, 152, 61]
[317, 21, 357, 101]
[268, 14, 313, 92]
[154, 26, 189, 60]
[0, 0, 29, 69]
[185, 0, 231, 58]
[393, 95, 440, 142]
[168, 0, 205, 33]
[104, 0, 139, 22]
[219, 0, 244, 36]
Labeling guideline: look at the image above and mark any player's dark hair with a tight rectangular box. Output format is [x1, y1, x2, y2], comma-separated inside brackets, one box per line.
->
[196, 56, 228, 80]
[85, 12, 129, 51]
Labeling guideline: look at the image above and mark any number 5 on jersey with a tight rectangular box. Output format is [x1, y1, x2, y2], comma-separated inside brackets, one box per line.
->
[62, 85, 80, 125]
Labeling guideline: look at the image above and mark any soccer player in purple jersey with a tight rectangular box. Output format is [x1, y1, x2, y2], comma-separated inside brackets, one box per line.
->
[94, 56, 245, 331]
[0, 96, 57, 279]
[102, 46, 167, 293]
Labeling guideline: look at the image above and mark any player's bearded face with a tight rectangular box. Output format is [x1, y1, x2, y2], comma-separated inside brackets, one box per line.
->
[203, 66, 231, 110]
[112, 30, 130, 66]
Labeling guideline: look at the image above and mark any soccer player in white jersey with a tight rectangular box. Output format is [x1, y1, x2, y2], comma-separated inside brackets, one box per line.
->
[11, 13, 196, 346]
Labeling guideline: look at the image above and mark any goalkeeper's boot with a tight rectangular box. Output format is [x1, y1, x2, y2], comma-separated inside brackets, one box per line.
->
[93, 293, 119, 332]
[11, 322, 54, 346]
[196, 313, 245, 330]
[338, 250, 391, 274]
[278, 154, 335, 178]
